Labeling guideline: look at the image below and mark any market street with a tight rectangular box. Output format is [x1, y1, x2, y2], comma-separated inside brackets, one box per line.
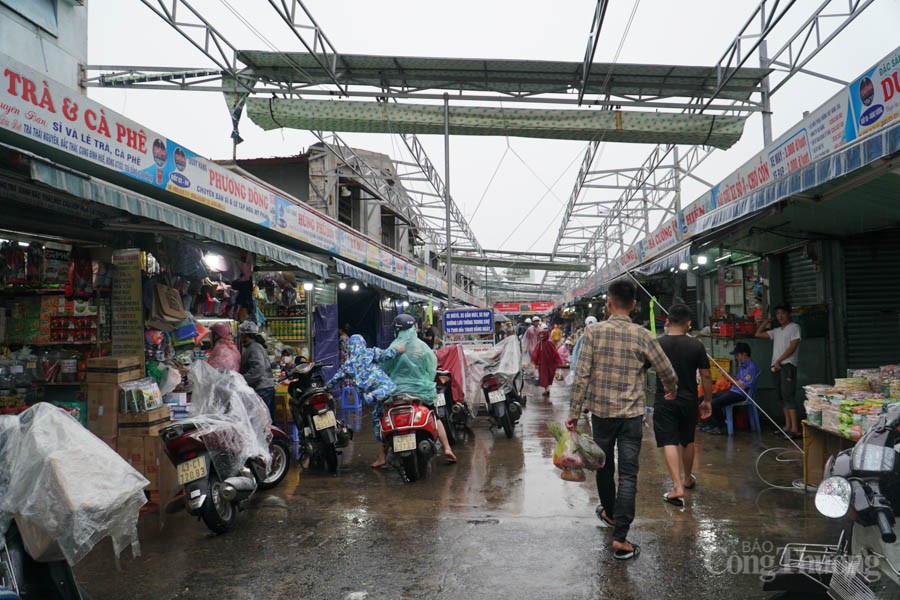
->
[76, 381, 837, 600]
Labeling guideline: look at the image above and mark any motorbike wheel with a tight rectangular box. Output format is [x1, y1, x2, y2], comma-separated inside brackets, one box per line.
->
[402, 453, 420, 483]
[259, 439, 290, 490]
[441, 414, 456, 447]
[200, 474, 237, 534]
[323, 442, 339, 475]
[501, 409, 515, 439]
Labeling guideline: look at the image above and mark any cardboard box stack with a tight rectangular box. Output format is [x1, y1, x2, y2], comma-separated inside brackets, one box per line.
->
[85, 356, 174, 493]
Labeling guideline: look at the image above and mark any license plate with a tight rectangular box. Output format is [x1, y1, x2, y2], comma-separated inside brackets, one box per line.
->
[312, 411, 336, 431]
[488, 390, 506, 404]
[177, 456, 207, 485]
[435, 394, 446, 407]
[393, 433, 417, 453]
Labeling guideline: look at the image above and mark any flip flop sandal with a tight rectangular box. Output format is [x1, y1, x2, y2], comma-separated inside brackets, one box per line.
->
[613, 543, 641, 560]
[683, 474, 697, 490]
[444, 455, 458, 465]
[663, 492, 685, 507]
[595, 507, 616, 528]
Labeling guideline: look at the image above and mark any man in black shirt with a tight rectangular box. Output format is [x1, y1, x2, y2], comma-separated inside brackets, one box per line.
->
[654, 304, 712, 507]
[421, 321, 437, 349]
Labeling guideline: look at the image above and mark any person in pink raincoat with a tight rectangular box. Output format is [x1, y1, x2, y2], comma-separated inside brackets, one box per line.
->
[206, 322, 241, 372]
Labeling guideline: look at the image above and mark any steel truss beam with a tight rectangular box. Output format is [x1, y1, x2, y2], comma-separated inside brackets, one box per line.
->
[578, 0, 611, 105]
[545, 0, 875, 296]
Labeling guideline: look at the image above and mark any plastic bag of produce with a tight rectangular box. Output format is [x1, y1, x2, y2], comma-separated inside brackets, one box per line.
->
[572, 432, 606, 471]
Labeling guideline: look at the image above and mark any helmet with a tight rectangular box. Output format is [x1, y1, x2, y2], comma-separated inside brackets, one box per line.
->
[524, 317, 532, 324]
[238, 320, 259, 335]
[393, 314, 416, 332]
[533, 316, 541, 322]
[585, 316, 598, 325]
[211, 322, 232, 339]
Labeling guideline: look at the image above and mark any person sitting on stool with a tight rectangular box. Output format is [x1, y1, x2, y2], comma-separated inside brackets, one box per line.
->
[701, 342, 760, 434]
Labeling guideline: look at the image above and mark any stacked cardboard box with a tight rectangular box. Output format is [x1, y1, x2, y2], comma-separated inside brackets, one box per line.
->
[85, 355, 175, 493]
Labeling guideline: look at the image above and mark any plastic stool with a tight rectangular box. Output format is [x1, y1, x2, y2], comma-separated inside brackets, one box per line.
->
[725, 400, 761, 435]
[341, 386, 362, 410]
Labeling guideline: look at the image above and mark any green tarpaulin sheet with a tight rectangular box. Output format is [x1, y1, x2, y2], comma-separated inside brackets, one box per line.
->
[247, 98, 746, 148]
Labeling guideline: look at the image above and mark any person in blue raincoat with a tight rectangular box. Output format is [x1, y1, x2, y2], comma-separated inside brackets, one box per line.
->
[381, 314, 457, 464]
[327, 334, 403, 468]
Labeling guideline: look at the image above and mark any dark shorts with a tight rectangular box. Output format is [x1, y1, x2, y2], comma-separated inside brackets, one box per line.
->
[774, 364, 798, 409]
[653, 397, 698, 447]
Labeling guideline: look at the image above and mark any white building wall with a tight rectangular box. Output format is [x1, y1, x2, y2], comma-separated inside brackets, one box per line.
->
[0, 1, 88, 91]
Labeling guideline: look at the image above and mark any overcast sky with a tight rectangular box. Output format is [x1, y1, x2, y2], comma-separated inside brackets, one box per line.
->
[87, 0, 899, 266]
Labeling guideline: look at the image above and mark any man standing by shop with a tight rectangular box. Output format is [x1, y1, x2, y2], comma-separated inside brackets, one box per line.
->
[756, 304, 801, 438]
[567, 279, 678, 561]
[653, 304, 712, 507]
[421, 319, 437, 349]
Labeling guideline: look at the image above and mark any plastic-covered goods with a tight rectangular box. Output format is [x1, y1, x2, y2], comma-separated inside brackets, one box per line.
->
[461, 336, 522, 414]
[0, 403, 148, 565]
[187, 361, 273, 474]
[382, 327, 438, 404]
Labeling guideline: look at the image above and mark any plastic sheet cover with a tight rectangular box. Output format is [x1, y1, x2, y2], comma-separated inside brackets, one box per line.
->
[436, 344, 471, 413]
[461, 337, 522, 410]
[382, 327, 438, 403]
[0, 403, 148, 565]
[188, 361, 273, 473]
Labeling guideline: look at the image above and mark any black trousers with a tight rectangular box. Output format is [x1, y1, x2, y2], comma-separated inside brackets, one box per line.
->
[710, 390, 745, 427]
[591, 414, 643, 542]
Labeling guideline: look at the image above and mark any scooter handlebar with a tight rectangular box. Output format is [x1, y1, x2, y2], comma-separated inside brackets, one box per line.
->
[877, 510, 896, 544]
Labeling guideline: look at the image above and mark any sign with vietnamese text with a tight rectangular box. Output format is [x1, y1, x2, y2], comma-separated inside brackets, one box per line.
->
[443, 309, 494, 334]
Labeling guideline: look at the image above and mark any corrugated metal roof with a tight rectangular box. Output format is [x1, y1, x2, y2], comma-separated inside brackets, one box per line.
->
[237, 51, 769, 101]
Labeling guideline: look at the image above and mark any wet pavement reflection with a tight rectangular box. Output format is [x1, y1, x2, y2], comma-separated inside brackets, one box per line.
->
[76, 376, 839, 599]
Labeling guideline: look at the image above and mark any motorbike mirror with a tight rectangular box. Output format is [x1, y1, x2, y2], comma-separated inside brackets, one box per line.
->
[815, 476, 852, 519]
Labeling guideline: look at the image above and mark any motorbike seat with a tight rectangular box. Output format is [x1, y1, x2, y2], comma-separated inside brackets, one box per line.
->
[387, 393, 422, 407]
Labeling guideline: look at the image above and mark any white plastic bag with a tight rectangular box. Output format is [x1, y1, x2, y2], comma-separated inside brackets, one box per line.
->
[187, 361, 273, 473]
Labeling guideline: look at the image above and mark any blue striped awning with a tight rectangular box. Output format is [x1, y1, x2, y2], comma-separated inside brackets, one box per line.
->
[19, 149, 328, 278]
[335, 259, 408, 297]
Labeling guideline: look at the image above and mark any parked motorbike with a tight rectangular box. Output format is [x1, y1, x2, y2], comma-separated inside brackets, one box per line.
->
[435, 369, 472, 445]
[380, 393, 441, 483]
[480, 369, 525, 439]
[160, 362, 291, 534]
[283, 362, 353, 474]
[1, 521, 90, 600]
[763, 406, 900, 599]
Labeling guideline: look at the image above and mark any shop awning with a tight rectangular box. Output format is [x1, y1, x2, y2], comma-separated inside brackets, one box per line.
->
[335, 259, 408, 297]
[408, 290, 434, 304]
[24, 153, 329, 279]
[247, 98, 747, 149]
[636, 244, 692, 276]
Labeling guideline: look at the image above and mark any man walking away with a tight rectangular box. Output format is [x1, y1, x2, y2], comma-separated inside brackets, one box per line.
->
[653, 304, 712, 507]
[567, 279, 678, 561]
[700, 342, 760, 434]
[756, 305, 801, 438]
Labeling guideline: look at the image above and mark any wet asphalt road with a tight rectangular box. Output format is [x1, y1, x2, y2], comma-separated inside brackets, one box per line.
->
[77, 378, 841, 600]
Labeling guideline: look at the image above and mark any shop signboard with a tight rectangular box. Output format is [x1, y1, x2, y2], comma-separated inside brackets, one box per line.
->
[0, 54, 274, 228]
[640, 218, 681, 261]
[443, 308, 493, 334]
[492, 301, 555, 314]
[0, 52, 475, 303]
[617, 245, 642, 271]
[111, 249, 145, 366]
[696, 46, 900, 226]
[416, 267, 428, 286]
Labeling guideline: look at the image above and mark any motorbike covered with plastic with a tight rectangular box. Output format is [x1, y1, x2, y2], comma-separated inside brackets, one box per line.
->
[435, 344, 469, 408]
[0, 403, 148, 566]
[462, 336, 522, 409]
[382, 327, 438, 403]
[187, 361, 273, 474]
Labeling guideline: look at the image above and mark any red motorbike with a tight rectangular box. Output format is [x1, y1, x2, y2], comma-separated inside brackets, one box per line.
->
[380, 393, 441, 482]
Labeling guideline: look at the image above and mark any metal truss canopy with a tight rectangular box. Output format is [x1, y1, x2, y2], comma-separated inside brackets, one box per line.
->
[442, 254, 591, 272]
[237, 51, 770, 103]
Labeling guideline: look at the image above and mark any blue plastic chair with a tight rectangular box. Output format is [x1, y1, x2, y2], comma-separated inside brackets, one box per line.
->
[725, 398, 761, 435]
[341, 386, 362, 410]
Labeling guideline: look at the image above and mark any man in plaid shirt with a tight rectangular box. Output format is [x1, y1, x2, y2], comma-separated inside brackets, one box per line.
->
[566, 278, 678, 561]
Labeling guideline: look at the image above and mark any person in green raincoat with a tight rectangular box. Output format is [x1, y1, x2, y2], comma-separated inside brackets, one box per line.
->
[382, 314, 457, 464]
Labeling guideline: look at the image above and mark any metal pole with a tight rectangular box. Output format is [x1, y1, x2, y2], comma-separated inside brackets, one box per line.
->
[444, 93, 453, 309]
[758, 5, 774, 146]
